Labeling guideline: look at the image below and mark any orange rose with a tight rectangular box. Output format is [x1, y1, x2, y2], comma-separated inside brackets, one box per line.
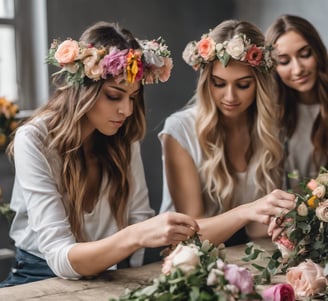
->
[198, 37, 216, 61]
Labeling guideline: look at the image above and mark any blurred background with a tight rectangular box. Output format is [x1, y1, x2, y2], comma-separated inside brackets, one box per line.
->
[0, 0, 327, 279]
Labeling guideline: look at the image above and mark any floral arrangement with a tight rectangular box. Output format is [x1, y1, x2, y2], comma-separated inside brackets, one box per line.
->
[110, 234, 295, 301]
[46, 36, 173, 86]
[0, 97, 19, 149]
[244, 167, 328, 299]
[182, 33, 274, 73]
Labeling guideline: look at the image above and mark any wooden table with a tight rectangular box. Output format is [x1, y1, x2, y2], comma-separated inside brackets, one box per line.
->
[0, 239, 287, 301]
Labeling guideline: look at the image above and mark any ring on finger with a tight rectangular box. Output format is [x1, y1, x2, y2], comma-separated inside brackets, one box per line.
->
[274, 216, 284, 226]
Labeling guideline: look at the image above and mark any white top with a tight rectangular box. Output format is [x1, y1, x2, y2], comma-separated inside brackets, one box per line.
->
[285, 103, 326, 189]
[9, 118, 154, 279]
[158, 106, 260, 217]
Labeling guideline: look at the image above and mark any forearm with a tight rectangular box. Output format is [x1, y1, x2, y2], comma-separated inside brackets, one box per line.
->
[197, 203, 251, 245]
[68, 225, 140, 276]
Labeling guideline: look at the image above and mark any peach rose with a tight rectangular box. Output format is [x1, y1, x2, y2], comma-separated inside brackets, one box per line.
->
[197, 37, 216, 61]
[161, 244, 200, 275]
[306, 179, 318, 191]
[55, 39, 80, 64]
[157, 57, 173, 83]
[316, 199, 328, 222]
[286, 259, 327, 297]
[82, 48, 102, 80]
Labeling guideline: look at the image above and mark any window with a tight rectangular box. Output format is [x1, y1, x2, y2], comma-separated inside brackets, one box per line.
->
[0, 0, 49, 112]
[0, 0, 16, 100]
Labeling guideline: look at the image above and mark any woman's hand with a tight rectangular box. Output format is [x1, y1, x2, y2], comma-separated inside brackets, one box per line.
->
[135, 212, 199, 248]
[249, 189, 296, 225]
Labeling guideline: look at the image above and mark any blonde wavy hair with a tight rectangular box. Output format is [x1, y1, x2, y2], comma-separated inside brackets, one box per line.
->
[194, 20, 283, 210]
[266, 14, 328, 167]
[8, 22, 146, 241]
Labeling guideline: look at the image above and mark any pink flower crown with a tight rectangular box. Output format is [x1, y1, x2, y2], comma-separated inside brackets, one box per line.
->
[47, 37, 173, 86]
[182, 33, 274, 73]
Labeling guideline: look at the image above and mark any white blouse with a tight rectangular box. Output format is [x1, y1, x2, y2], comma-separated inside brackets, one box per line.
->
[9, 118, 154, 279]
[158, 106, 261, 217]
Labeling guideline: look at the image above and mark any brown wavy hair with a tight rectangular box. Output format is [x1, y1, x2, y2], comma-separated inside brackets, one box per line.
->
[266, 14, 328, 166]
[8, 22, 146, 241]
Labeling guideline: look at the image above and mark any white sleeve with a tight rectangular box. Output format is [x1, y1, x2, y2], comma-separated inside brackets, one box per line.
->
[127, 142, 155, 267]
[13, 126, 80, 279]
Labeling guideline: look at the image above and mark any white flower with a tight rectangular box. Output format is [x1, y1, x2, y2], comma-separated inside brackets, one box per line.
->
[297, 202, 309, 217]
[313, 185, 326, 198]
[225, 35, 245, 59]
[172, 244, 200, 274]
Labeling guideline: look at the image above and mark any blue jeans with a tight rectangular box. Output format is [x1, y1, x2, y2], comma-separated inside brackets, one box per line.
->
[0, 248, 56, 287]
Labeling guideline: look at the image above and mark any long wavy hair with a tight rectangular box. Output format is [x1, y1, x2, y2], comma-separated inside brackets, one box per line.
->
[8, 22, 146, 241]
[266, 14, 328, 166]
[194, 20, 282, 210]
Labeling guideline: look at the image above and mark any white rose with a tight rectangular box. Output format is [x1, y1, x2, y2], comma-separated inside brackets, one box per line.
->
[225, 36, 245, 59]
[297, 202, 309, 217]
[172, 244, 200, 275]
[316, 199, 328, 222]
[313, 185, 326, 198]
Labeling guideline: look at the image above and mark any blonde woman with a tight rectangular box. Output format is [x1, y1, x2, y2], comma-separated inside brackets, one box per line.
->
[159, 20, 295, 246]
[0, 21, 198, 287]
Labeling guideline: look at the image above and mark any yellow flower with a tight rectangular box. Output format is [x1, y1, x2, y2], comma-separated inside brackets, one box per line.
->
[307, 195, 319, 208]
[0, 133, 7, 146]
[126, 49, 141, 83]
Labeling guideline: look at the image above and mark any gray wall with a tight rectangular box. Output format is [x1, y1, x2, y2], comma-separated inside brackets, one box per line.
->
[46, 0, 235, 213]
[234, 0, 328, 45]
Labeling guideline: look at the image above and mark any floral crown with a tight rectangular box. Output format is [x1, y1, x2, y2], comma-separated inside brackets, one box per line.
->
[182, 32, 274, 72]
[46, 37, 173, 86]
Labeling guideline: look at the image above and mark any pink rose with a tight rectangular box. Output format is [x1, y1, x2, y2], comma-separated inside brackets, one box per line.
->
[224, 263, 254, 294]
[161, 244, 200, 275]
[306, 179, 318, 191]
[197, 37, 216, 61]
[245, 45, 263, 66]
[286, 259, 327, 297]
[102, 48, 128, 79]
[262, 283, 295, 301]
[54, 39, 80, 64]
[275, 235, 295, 260]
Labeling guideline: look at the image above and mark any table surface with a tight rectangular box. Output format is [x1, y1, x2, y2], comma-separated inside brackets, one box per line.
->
[0, 239, 298, 300]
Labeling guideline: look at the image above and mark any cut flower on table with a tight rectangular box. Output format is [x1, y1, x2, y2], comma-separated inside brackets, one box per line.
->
[243, 167, 328, 299]
[110, 233, 294, 301]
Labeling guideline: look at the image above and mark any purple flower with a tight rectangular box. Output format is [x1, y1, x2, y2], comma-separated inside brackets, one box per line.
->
[101, 48, 128, 79]
[224, 263, 254, 294]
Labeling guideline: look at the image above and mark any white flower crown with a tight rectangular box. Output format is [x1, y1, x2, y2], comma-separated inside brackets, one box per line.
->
[182, 33, 274, 72]
[46, 37, 173, 86]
